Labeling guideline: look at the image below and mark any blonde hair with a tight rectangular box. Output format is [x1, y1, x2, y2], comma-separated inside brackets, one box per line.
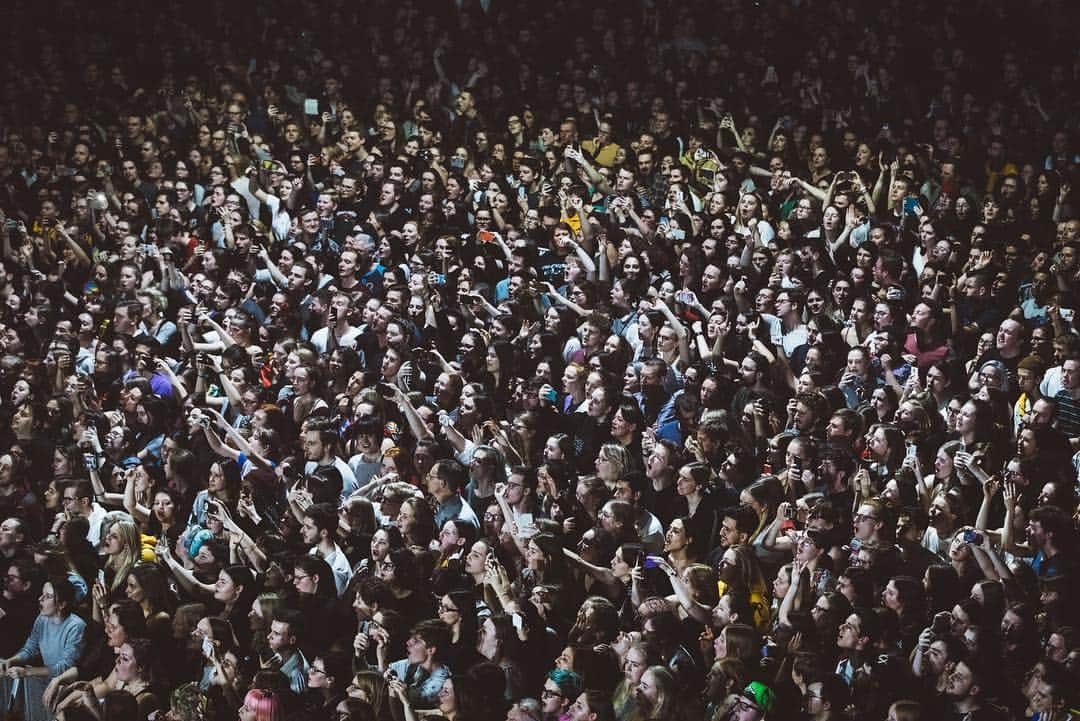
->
[106, 520, 141, 591]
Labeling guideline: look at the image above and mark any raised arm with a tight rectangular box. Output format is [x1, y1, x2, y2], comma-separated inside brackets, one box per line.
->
[652, 298, 692, 368]
[543, 282, 588, 317]
[207, 408, 273, 468]
[657, 558, 711, 624]
[563, 547, 622, 593]
[391, 386, 434, 441]
[123, 470, 151, 524]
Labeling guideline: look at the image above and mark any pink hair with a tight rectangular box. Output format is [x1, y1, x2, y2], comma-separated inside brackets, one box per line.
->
[243, 689, 282, 721]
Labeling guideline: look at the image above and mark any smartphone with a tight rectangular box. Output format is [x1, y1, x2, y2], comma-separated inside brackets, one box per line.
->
[542, 387, 558, 402]
[511, 613, 524, 631]
[376, 382, 396, 399]
[643, 555, 663, 569]
[1061, 308, 1075, 322]
[201, 637, 215, 658]
[261, 159, 275, 170]
[97, 569, 106, 587]
[905, 444, 917, 460]
[962, 529, 983, 545]
[82, 452, 97, 471]
[207, 500, 220, 515]
[304, 98, 319, 116]
[477, 230, 494, 243]
[902, 196, 919, 215]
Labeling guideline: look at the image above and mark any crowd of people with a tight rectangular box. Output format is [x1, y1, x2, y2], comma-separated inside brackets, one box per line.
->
[0, 0, 1079, 719]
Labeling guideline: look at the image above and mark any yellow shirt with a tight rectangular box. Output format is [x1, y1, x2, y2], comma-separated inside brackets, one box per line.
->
[581, 139, 622, 168]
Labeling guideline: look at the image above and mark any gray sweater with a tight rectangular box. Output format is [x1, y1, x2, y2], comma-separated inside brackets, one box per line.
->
[16, 613, 86, 677]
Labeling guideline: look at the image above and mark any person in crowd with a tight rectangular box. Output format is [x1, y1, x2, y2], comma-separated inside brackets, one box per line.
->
[0, 3, 1076, 720]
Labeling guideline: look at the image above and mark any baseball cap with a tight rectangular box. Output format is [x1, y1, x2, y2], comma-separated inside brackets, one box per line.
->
[739, 681, 775, 715]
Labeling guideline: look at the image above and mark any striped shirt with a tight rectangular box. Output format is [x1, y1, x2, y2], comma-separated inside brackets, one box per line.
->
[1052, 390, 1080, 438]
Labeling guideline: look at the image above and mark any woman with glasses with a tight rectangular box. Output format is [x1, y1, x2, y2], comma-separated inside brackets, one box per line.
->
[304, 650, 351, 720]
[436, 589, 482, 673]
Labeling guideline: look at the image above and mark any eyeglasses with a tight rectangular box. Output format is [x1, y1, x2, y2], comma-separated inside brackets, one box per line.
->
[438, 603, 459, 614]
[310, 666, 327, 676]
[541, 689, 563, 699]
[483, 512, 501, 522]
[853, 513, 878, 523]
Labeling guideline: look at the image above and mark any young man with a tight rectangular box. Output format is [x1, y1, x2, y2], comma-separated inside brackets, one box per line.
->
[387, 620, 452, 709]
[944, 656, 1008, 721]
[302, 419, 359, 501]
[59, 480, 108, 548]
[729, 681, 776, 721]
[267, 609, 309, 694]
[426, 459, 480, 529]
[301, 502, 353, 596]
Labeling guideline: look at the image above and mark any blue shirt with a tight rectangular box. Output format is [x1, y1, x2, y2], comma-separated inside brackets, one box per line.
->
[388, 659, 452, 709]
[434, 494, 480, 530]
[17, 613, 86, 677]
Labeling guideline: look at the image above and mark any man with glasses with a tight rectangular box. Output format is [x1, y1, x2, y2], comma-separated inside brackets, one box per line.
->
[852, 498, 886, 553]
[727, 681, 776, 721]
[58, 480, 107, 548]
